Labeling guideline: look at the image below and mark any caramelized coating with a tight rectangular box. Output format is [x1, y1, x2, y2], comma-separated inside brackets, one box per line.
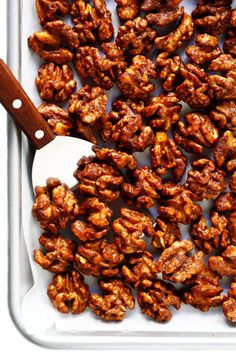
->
[215, 192, 236, 212]
[36, 63, 76, 102]
[208, 70, 236, 100]
[152, 217, 181, 249]
[70, 0, 114, 44]
[34, 233, 77, 273]
[121, 166, 162, 208]
[117, 55, 157, 99]
[143, 92, 181, 131]
[208, 53, 236, 71]
[75, 120, 97, 144]
[213, 130, 236, 168]
[121, 251, 158, 289]
[92, 146, 137, 170]
[75, 239, 124, 277]
[115, 0, 139, 21]
[89, 278, 135, 321]
[38, 103, 73, 136]
[116, 17, 156, 56]
[186, 159, 226, 201]
[185, 34, 221, 66]
[183, 265, 225, 312]
[74, 44, 127, 90]
[137, 279, 181, 322]
[229, 171, 236, 192]
[141, 0, 183, 12]
[176, 63, 211, 108]
[150, 132, 187, 182]
[155, 13, 194, 53]
[209, 245, 236, 276]
[174, 112, 219, 154]
[157, 240, 204, 283]
[35, 0, 70, 25]
[47, 270, 89, 314]
[155, 52, 182, 92]
[101, 98, 154, 153]
[191, 212, 230, 253]
[71, 197, 112, 241]
[192, 0, 232, 35]
[210, 101, 236, 130]
[32, 178, 79, 233]
[159, 182, 202, 225]
[146, 3, 184, 27]
[223, 277, 236, 322]
[74, 157, 124, 202]
[113, 208, 154, 254]
[68, 85, 108, 125]
[28, 20, 79, 64]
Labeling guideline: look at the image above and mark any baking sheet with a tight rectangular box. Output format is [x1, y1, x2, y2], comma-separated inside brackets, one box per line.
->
[15, 0, 236, 339]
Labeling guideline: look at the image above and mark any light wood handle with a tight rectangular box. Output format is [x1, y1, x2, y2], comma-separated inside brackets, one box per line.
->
[0, 59, 55, 149]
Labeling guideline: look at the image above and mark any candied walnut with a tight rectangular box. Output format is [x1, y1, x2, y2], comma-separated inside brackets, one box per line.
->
[89, 278, 135, 321]
[32, 178, 79, 233]
[74, 157, 124, 202]
[213, 130, 236, 167]
[176, 63, 211, 108]
[152, 217, 181, 249]
[223, 9, 236, 56]
[36, 63, 76, 103]
[35, 0, 70, 25]
[121, 166, 162, 208]
[186, 159, 226, 201]
[208, 53, 236, 71]
[38, 103, 73, 136]
[115, 0, 139, 21]
[121, 251, 158, 289]
[183, 265, 225, 312]
[116, 17, 156, 56]
[28, 20, 79, 64]
[208, 70, 236, 100]
[143, 92, 181, 131]
[74, 44, 127, 90]
[141, 0, 182, 12]
[210, 101, 236, 130]
[47, 270, 89, 314]
[174, 112, 219, 154]
[150, 132, 187, 182]
[215, 192, 236, 212]
[230, 171, 236, 192]
[159, 182, 202, 225]
[92, 146, 137, 170]
[185, 34, 221, 66]
[192, 1, 232, 35]
[155, 53, 182, 92]
[34, 233, 77, 273]
[75, 239, 124, 277]
[146, 3, 184, 27]
[113, 208, 154, 254]
[70, 0, 114, 44]
[156, 240, 204, 283]
[68, 85, 107, 125]
[71, 197, 112, 241]
[137, 279, 181, 322]
[75, 120, 97, 144]
[155, 13, 194, 53]
[223, 277, 236, 322]
[101, 98, 154, 153]
[191, 212, 230, 253]
[117, 55, 157, 99]
[209, 245, 236, 276]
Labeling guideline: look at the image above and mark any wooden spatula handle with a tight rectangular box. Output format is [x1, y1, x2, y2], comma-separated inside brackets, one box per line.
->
[0, 59, 55, 149]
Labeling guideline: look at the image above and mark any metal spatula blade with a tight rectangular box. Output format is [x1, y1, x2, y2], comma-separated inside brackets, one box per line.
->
[0, 59, 93, 190]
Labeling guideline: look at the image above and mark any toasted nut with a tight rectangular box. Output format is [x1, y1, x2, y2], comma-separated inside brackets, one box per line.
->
[47, 270, 89, 314]
[92, 146, 137, 170]
[32, 178, 79, 233]
[155, 53, 182, 92]
[209, 245, 236, 276]
[223, 277, 236, 322]
[210, 101, 236, 130]
[35, 0, 70, 25]
[89, 278, 135, 321]
[152, 217, 181, 249]
[115, 0, 139, 21]
[156, 240, 204, 283]
[214, 130, 236, 168]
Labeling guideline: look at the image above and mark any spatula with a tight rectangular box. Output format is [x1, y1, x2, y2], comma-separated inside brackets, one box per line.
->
[0, 59, 94, 189]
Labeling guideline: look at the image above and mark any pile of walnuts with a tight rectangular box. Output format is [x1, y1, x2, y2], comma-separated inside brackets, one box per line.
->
[31, 0, 236, 324]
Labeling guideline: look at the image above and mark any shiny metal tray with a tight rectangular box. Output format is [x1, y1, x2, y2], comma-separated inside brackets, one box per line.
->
[7, 0, 236, 349]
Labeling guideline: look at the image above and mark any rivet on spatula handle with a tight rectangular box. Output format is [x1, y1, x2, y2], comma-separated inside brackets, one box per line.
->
[0, 59, 55, 149]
